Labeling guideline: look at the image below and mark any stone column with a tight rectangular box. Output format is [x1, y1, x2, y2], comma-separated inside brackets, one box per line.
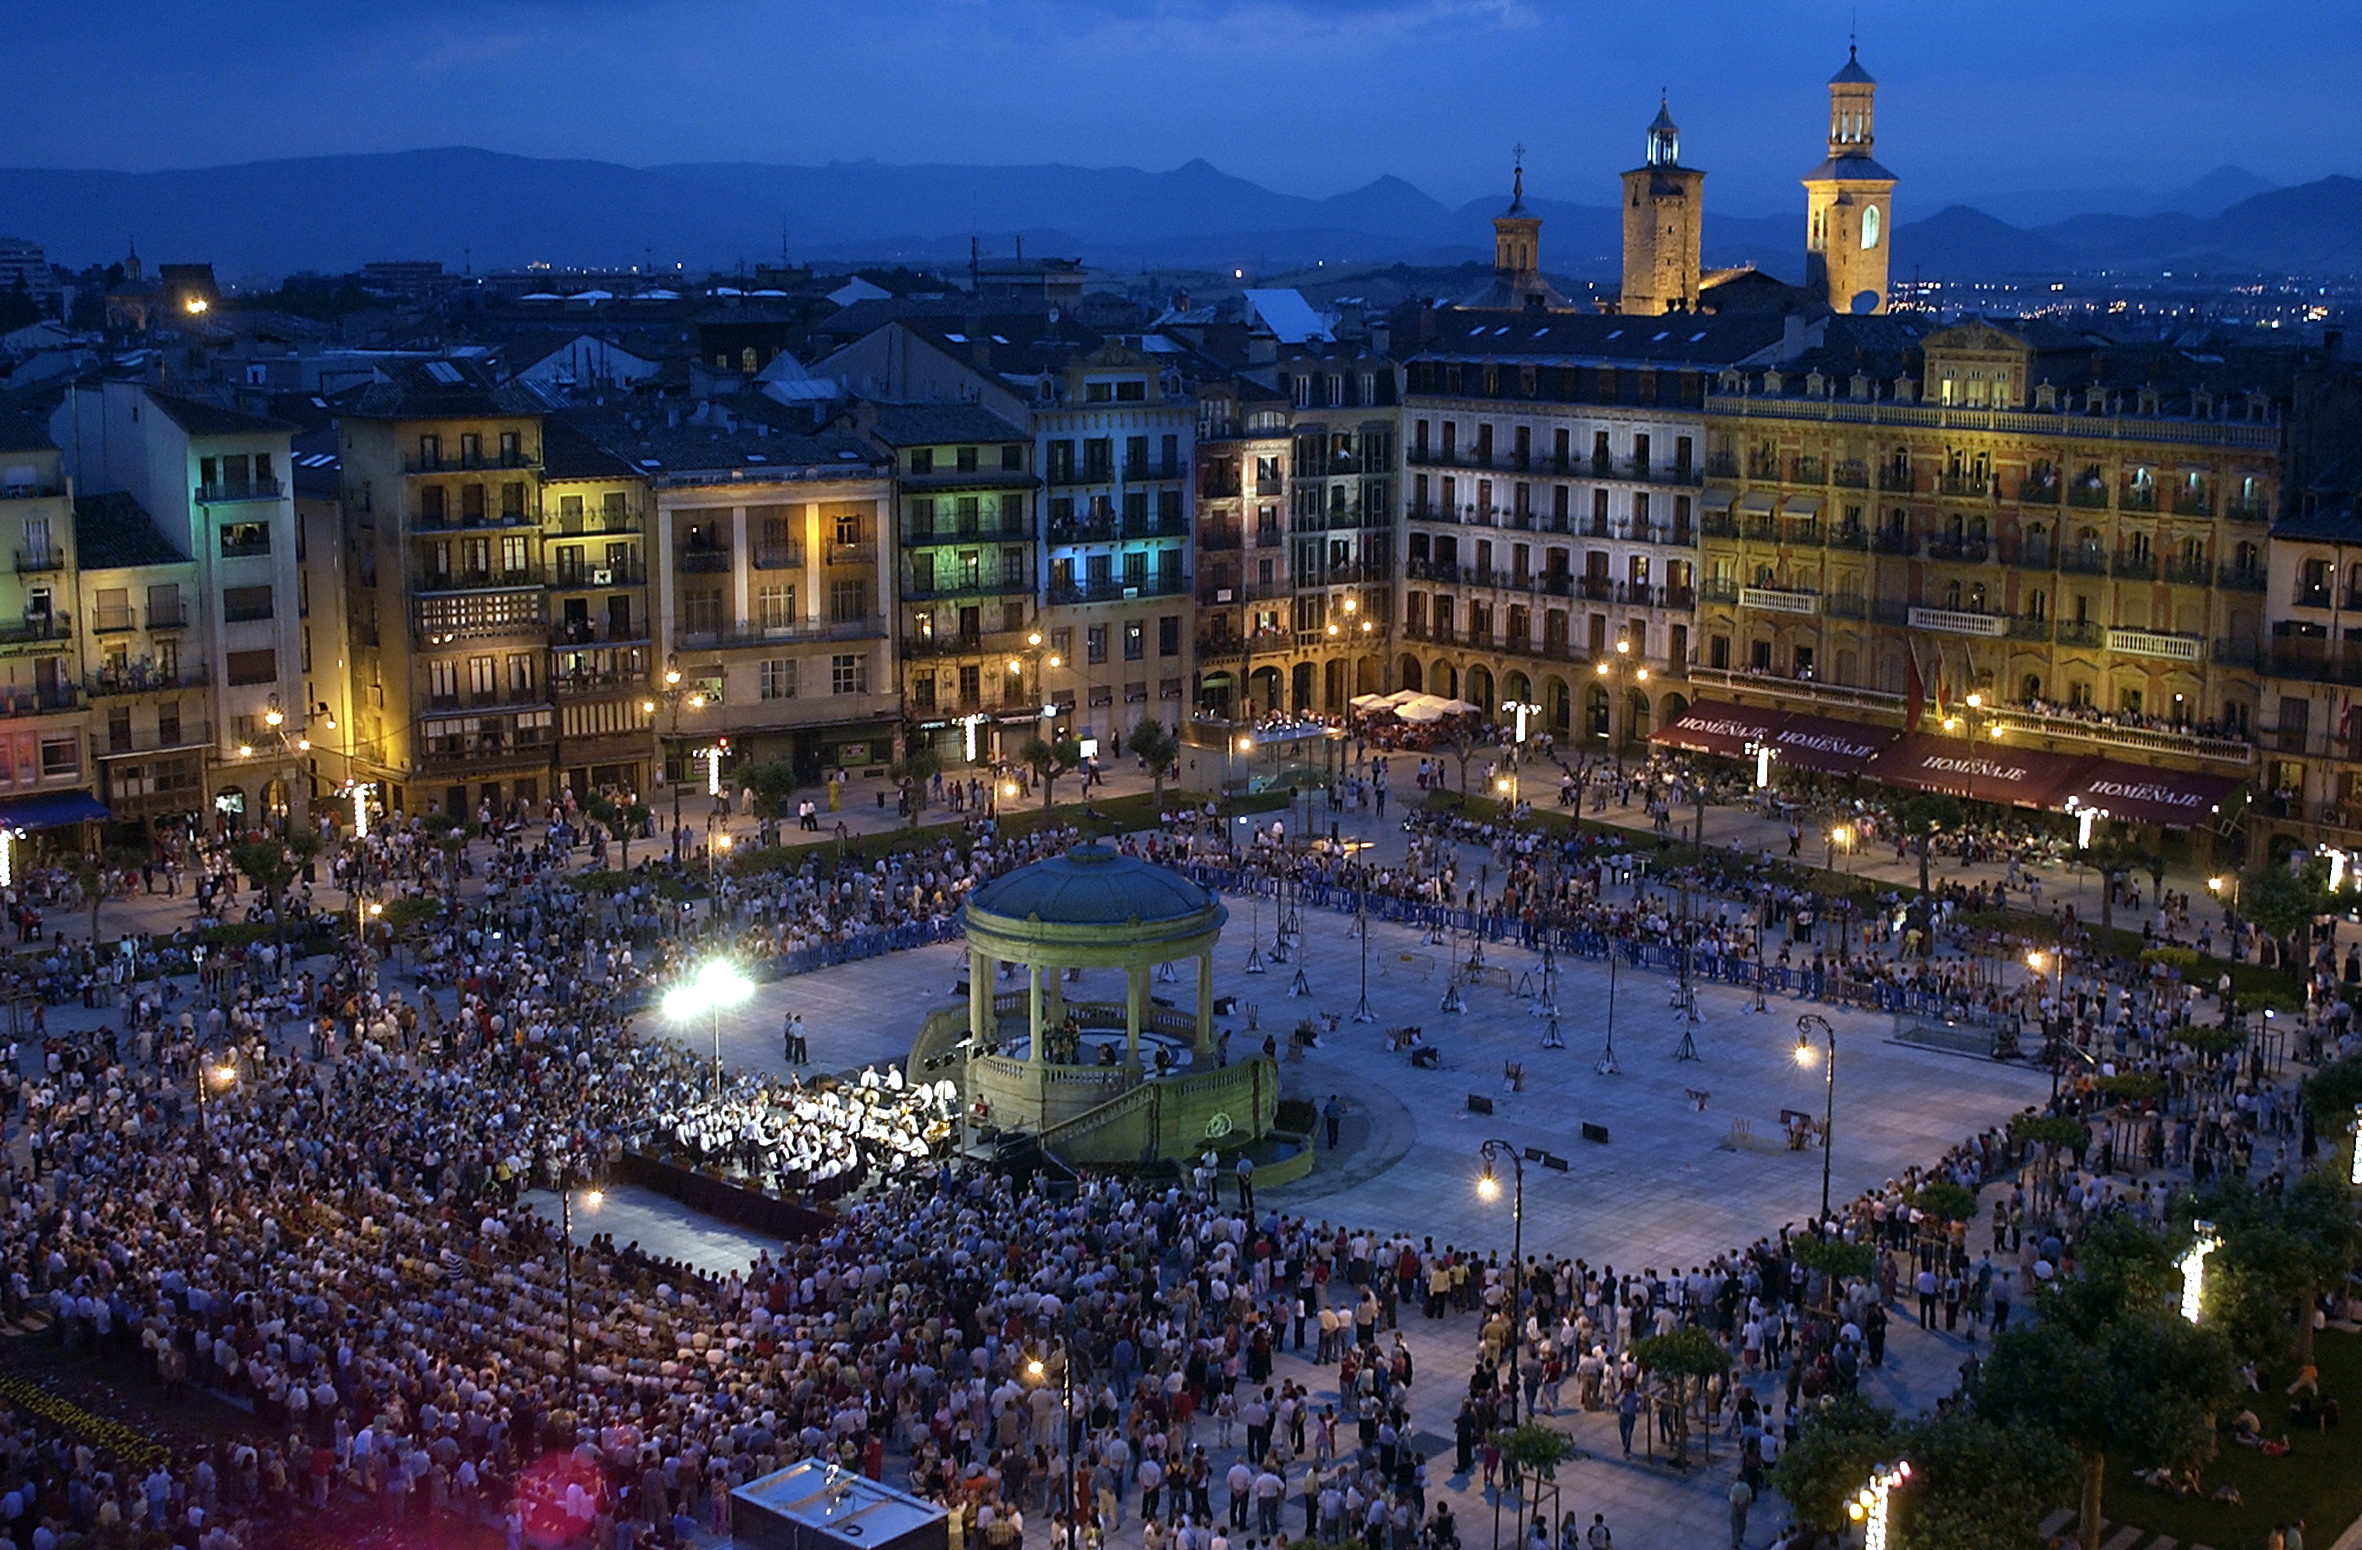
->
[1044, 961, 1066, 1030]
[1028, 962, 1044, 1063]
[1195, 951, 1215, 1065]
[1124, 961, 1146, 1077]
[969, 948, 991, 1054]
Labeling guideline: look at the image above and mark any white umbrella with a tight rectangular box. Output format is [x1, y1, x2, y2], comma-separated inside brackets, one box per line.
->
[1396, 699, 1448, 723]
[1348, 693, 1389, 710]
[1436, 698, 1481, 715]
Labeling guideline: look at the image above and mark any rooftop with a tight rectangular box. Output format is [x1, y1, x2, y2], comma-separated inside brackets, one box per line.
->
[72, 491, 185, 569]
[146, 390, 292, 440]
[965, 844, 1220, 929]
[865, 403, 1030, 448]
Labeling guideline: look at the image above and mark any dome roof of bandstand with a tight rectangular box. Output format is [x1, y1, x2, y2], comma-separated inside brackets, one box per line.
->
[961, 844, 1226, 961]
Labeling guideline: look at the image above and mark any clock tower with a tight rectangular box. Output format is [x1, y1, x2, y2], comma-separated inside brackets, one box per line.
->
[1801, 46, 1897, 315]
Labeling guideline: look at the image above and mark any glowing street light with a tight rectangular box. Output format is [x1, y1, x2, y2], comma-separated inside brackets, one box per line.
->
[665, 958, 756, 1098]
[1848, 1461, 1911, 1550]
[2350, 1103, 2362, 1188]
[2178, 1221, 2220, 1323]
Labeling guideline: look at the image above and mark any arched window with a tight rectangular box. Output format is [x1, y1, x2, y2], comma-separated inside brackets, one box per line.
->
[1862, 205, 1881, 250]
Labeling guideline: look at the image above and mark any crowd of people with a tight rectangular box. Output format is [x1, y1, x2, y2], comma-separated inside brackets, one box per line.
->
[640, 1070, 955, 1199]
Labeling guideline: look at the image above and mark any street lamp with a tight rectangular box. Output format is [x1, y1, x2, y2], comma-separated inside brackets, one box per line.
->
[1025, 1339, 1079, 1523]
[192, 1060, 239, 1245]
[664, 958, 755, 1098]
[1794, 1014, 1836, 1222]
[2178, 1221, 2219, 1323]
[556, 1169, 604, 1415]
[657, 660, 705, 861]
[1476, 1138, 1525, 1550]
[1848, 1461, 1911, 1550]
[1594, 640, 1648, 765]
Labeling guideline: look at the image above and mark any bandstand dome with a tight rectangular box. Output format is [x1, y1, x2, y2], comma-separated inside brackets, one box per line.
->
[965, 843, 1220, 932]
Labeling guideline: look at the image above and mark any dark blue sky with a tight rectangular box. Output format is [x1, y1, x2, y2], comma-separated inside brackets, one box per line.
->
[9, 0, 2355, 214]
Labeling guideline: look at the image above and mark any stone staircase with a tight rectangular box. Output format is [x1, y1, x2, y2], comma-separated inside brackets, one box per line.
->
[2038, 1508, 2218, 1550]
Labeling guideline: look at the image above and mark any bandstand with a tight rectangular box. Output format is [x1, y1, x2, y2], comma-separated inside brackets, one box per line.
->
[916, 843, 1278, 1164]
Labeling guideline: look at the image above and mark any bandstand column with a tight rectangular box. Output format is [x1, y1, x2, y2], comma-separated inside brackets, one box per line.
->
[1124, 962, 1146, 1075]
[1195, 951, 1214, 1064]
[1028, 962, 1044, 1063]
[969, 949, 991, 1053]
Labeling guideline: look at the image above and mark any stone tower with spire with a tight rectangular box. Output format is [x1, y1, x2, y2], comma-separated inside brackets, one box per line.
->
[1490, 153, 1545, 305]
[1616, 97, 1704, 315]
[1801, 45, 1897, 315]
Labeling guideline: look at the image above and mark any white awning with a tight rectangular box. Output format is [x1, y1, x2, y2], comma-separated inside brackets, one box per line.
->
[1738, 491, 1777, 515]
[1698, 489, 1737, 511]
[1781, 495, 1823, 517]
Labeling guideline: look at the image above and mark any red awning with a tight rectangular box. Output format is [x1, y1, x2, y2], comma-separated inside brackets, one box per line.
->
[1863, 734, 2096, 808]
[1764, 710, 1897, 775]
[2062, 761, 2246, 828]
[1649, 700, 1785, 760]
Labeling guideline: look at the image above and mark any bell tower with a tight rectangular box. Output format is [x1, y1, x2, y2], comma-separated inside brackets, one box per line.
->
[1492, 150, 1545, 300]
[1801, 45, 1897, 315]
[1617, 96, 1705, 316]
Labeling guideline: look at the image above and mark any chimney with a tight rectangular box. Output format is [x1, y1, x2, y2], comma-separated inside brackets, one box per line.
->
[1778, 311, 1808, 361]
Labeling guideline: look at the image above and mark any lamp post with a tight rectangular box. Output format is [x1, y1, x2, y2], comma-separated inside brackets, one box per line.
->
[664, 957, 756, 1099]
[1593, 640, 1648, 768]
[1476, 1138, 1525, 1550]
[656, 660, 706, 862]
[1794, 1013, 1836, 1222]
[1939, 690, 2004, 748]
[1848, 1461, 1912, 1550]
[1026, 1338, 1079, 1525]
[191, 1059, 239, 1246]
[556, 1167, 604, 1415]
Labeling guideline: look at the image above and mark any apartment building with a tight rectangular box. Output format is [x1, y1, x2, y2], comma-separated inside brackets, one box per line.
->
[54, 380, 309, 828]
[1036, 339, 1193, 739]
[0, 412, 95, 831]
[1192, 356, 1395, 719]
[1396, 310, 1787, 746]
[337, 360, 555, 819]
[860, 403, 1042, 769]
[609, 408, 899, 787]
[1693, 318, 2279, 804]
[541, 417, 655, 800]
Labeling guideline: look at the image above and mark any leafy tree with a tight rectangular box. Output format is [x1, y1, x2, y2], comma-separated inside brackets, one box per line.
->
[416, 811, 477, 898]
[1974, 1294, 2229, 1540]
[1789, 1236, 1878, 1311]
[739, 760, 800, 823]
[1769, 1394, 1899, 1537]
[1019, 733, 1082, 811]
[72, 844, 145, 947]
[2241, 855, 2330, 968]
[891, 743, 943, 829]
[2082, 840, 2152, 935]
[1435, 719, 1488, 797]
[2191, 1170, 2361, 1369]
[1498, 1423, 1577, 1544]
[1901, 1411, 2079, 1550]
[1896, 793, 1964, 894]
[1629, 1326, 1729, 1463]
[229, 830, 321, 967]
[1127, 715, 1181, 811]
[1909, 1179, 1979, 1230]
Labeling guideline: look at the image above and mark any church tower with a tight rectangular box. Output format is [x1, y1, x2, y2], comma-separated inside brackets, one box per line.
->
[1491, 157, 1547, 307]
[1801, 45, 1897, 314]
[1617, 97, 1705, 315]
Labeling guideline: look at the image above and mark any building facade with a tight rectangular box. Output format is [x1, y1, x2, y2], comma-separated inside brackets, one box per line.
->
[0, 414, 94, 831]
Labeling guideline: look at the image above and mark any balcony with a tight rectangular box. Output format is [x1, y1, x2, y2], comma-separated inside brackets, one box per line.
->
[900, 521, 1033, 548]
[422, 691, 555, 715]
[404, 450, 537, 475]
[827, 540, 879, 566]
[1937, 472, 1991, 498]
[673, 619, 885, 651]
[1924, 537, 1991, 564]
[902, 574, 1034, 603]
[553, 507, 643, 536]
[2110, 552, 2159, 581]
[752, 543, 805, 571]
[1790, 456, 1825, 485]
[411, 508, 538, 534]
[1905, 605, 2004, 637]
[2119, 484, 2160, 514]
[2017, 476, 2061, 504]
[900, 629, 1033, 659]
[148, 601, 190, 630]
[1699, 579, 1740, 606]
[551, 559, 647, 589]
[2058, 549, 2109, 577]
[676, 547, 733, 574]
[0, 682, 79, 715]
[550, 619, 650, 649]
[1823, 594, 1867, 620]
[2225, 498, 2270, 523]
[1045, 464, 1113, 488]
[553, 667, 648, 698]
[414, 738, 552, 772]
[2055, 619, 2104, 647]
[1877, 467, 1914, 493]
[1826, 526, 1869, 551]
[2218, 565, 2266, 592]
[2162, 557, 2213, 587]
[1870, 529, 1915, 556]
[13, 549, 64, 573]
[193, 479, 283, 504]
[1122, 461, 1185, 482]
[1988, 705, 2254, 766]
[1832, 459, 1869, 490]
[1704, 451, 1740, 477]
[0, 612, 71, 644]
[2065, 482, 2110, 510]
[1197, 526, 1244, 551]
[2008, 616, 2052, 641]
[95, 718, 212, 757]
[1046, 575, 1190, 605]
[2171, 489, 2213, 518]
[92, 606, 137, 634]
[414, 565, 546, 593]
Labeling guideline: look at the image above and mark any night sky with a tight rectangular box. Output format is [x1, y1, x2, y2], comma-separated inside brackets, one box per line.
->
[9, 0, 2355, 212]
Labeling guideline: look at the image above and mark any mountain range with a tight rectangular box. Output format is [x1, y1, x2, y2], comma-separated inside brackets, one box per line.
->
[0, 148, 2353, 286]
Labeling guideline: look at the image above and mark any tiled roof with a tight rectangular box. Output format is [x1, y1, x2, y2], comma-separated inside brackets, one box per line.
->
[72, 491, 186, 569]
[146, 390, 292, 439]
[345, 359, 543, 420]
[866, 403, 1030, 447]
[1409, 310, 1787, 369]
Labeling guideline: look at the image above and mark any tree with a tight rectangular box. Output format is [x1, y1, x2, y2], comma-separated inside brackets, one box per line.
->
[1628, 1326, 1730, 1464]
[2078, 839, 2151, 935]
[1789, 1236, 1878, 1312]
[2241, 854, 2330, 968]
[416, 811, 477, 898]
[229, 830, 321, 969]
[1436, 719, 1488, 798]
[1019, 734, 1082, 811]
[740, 760, 800, 824]
[72, 844, 144, 948]
[2192, 1170, 2361, 1370]
[1895, 793, 1965, 894]
[1128, 715, 1180, 811]
[1901, 1411, 2079, 1550]
[1769, 1395, 1899, 1537]
[2304, 1054, 2362, 1189]
[1498, 1423, 1577, 1545]
[892, 743, 943, 829]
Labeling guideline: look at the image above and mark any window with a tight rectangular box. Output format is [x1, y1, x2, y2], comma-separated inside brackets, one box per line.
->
[1159, 615, 1180, 656]
[757, 585, 796, 629]
[220, 523, 270, 557]
[468, 656, 497, 699]
[507, 653, 536, 695]
[681, 588, 723, 635]
[833, 507, 865, 546]
[760, 659, 798, 700]
[830, 654, 867, 695]
[1124, 620, 1145, 660]
[1002, 444, 1024, 470]
[910, 448, 935, 474]
[40, 738, 77, 777]
[461, 484, 485, 521]
[226, 648, 277, 686]
[1086, 625, 1108, 664]
[830, 580, 866, 622]
[429, 659, 459, 701]
[1861, 205, 1881, 250]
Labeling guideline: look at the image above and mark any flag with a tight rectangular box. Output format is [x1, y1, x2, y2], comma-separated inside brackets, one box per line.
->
[1904, 643, 1925, 733]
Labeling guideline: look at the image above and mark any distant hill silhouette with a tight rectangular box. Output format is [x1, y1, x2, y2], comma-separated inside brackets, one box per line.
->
[0, 147, 2347, 283]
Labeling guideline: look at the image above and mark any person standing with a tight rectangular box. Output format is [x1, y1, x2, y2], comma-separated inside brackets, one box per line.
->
[1323, 1095, 1344, 1149]
[1726, 1477, 1751, 1550]
[1235, 1153, 1256, 1213]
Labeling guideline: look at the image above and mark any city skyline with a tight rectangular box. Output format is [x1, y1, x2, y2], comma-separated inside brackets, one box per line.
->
[4, 0, 2355, 217]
